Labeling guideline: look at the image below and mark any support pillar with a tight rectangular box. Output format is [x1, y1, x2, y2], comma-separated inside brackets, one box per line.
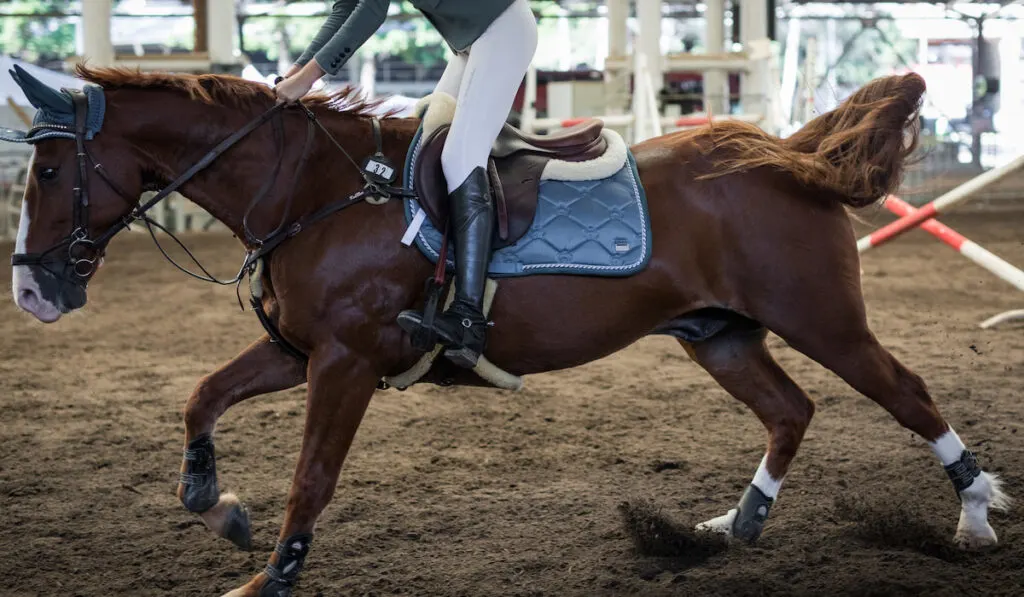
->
[703, 0, 728, 115]
[995, 26, 1020, 134]
[81, 0, 114, 68]
[739, 0, 768, 121]
[605, 0, 629, 114]
[207, 0, 240, 74]
[636, 0, 663, 96]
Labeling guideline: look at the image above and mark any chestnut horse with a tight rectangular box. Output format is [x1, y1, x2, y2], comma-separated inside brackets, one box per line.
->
[10, 68, 1007, 596]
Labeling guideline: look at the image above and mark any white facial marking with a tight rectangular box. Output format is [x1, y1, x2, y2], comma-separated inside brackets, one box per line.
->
[12, 154, 62, 323]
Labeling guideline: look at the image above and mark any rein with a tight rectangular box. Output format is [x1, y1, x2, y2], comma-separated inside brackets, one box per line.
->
[12, 91, 413, 293]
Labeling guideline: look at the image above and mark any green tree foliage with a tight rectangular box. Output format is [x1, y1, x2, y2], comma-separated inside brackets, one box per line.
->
[0, 0, 77, 61]
[832, 21, 918, 87]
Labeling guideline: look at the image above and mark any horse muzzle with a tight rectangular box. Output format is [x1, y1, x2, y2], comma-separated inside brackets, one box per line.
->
[12, 263, 87, 323]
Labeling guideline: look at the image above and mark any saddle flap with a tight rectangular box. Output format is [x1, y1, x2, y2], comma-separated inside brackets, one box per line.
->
[411, 119, 616, 249]
[414, 125, 535, 249]
[413, 126, 451, 230]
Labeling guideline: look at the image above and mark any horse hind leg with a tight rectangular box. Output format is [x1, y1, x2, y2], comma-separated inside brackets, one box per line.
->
[774, 315, 1010, 549]
[178, 335, 307, 550]
[678, 327, 815, 542]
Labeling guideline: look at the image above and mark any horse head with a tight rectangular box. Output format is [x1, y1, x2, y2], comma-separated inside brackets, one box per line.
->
[4, 65, 144, 322]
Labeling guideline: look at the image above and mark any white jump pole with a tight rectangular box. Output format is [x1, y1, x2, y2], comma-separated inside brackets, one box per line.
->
[857, 153, 1024, 252]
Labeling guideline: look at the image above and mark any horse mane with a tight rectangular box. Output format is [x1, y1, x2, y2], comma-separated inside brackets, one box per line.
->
[694, 73, 925, 208]
[74, 65, 391, 118]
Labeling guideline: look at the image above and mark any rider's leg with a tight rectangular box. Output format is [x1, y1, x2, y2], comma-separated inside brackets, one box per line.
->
[432, 51, 466, 99]
[398, 0, 537, 368]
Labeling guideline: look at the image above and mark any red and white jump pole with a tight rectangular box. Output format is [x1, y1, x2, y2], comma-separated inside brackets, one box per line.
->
[857, 153, 1024, 252]
[878, 195, 1024, 329]
[883, 196, 1024, 292]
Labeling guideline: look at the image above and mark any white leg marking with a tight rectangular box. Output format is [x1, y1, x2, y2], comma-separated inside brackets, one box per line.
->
[696, 508, 738, 535]
[751, 453, 783, 499]
[930, 428, 1011, 549]
[929, 428, 966, 466]
[697, 453, 782, 536]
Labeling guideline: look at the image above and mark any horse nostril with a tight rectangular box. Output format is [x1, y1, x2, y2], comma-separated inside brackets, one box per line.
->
[18, 288, 39, 310]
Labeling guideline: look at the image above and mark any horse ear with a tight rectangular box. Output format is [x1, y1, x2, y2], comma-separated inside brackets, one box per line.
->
[10, 64, 73, 114]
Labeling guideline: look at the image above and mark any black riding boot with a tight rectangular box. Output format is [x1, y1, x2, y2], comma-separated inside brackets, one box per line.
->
[398, 166, 494, 368]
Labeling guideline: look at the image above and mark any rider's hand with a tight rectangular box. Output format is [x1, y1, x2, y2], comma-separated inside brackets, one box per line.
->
[275, 76, 314, 104]
[275, 62, 326, 104]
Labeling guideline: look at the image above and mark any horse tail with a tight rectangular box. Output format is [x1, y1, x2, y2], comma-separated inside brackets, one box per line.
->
[698, 73, 926, 208]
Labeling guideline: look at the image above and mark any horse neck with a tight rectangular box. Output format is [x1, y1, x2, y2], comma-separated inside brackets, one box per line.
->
[110, 90, 375, 243]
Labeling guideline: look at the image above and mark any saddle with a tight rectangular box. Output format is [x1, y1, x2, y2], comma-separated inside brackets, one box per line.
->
[414, 120, 608, 249]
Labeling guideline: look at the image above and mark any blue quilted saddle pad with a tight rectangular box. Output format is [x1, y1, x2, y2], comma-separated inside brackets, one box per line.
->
[402, 126, 652, 277]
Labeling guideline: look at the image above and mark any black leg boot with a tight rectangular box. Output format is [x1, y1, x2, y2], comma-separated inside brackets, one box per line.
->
[398, 166, 494, 368]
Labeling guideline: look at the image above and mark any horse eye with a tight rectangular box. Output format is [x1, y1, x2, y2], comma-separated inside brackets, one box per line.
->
[37, 167, 59, 182]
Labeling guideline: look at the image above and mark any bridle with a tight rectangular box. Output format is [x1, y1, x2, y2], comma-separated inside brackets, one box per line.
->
[11, 88, 410, 292]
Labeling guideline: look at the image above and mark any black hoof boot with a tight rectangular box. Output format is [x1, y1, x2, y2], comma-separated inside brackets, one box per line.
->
[260, 533, 313, 597]
[731, 484, 774, 542]
[180, 434, 219, 513]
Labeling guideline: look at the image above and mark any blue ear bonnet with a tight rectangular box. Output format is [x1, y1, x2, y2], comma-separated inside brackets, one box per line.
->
[0, 64, 105, 144]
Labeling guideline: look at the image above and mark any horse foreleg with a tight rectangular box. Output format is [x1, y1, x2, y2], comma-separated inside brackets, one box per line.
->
[681, 329, 815, 542]
[178, 335, 307, 549]
[224, 343, 378, 597]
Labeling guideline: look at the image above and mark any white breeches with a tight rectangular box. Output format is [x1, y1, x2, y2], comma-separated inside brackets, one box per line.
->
[432, 0, 538, 193]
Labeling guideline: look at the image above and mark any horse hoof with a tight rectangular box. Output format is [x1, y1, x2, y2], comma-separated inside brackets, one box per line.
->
[695, 508, 738, 537]
[223, 502, 253, 551]
[200, 493, 252, 550]
[954, 526, 998, 550]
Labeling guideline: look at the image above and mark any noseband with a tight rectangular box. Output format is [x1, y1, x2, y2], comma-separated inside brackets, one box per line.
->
[11, 87, 413, 301]
[10, 90, 292, 285]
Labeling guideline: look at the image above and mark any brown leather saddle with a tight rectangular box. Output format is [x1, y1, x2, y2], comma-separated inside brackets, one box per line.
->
[414, 120, 608, 248]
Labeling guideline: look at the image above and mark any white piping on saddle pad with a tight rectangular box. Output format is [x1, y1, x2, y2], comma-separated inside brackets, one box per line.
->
[414, 92, 628, 182]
